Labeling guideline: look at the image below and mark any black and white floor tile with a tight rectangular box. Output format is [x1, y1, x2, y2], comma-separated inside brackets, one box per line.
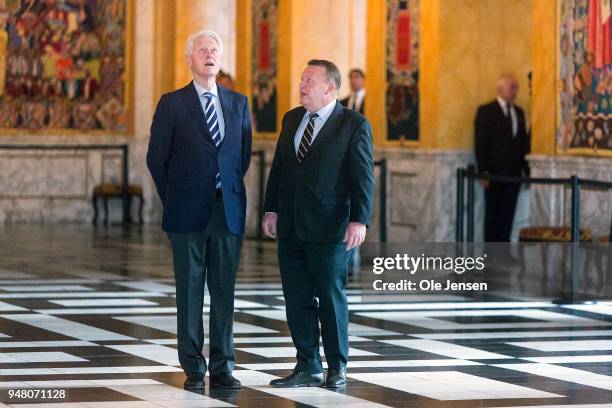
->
[0, 225, 611, 407]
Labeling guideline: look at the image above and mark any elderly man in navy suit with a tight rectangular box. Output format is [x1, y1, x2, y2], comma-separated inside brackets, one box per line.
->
[147, 29, 252, 391]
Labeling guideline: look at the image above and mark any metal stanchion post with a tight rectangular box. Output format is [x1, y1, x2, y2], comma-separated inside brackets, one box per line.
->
[466, 165, 476, 242]
[456, 168, 465, 242]
[379, 159, 387, 243]
[569, 175, 581, 303]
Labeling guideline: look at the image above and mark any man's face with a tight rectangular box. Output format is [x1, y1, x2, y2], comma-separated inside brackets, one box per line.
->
[299, 65, 334, 112]
[349, 72, 364, 92]
[498, 78, 518, 103]
[187, 36, 222, 79]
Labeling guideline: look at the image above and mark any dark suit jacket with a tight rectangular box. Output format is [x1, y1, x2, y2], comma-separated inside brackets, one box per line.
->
[147, 82, 252, 234]
[264, 102, 375, 243]
[339, 95, 365, 115]
[474, 100, 529, 177]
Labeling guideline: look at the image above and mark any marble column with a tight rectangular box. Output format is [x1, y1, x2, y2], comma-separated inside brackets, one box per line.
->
[174, 0, 237, 85]
[277, 0, 363, 112]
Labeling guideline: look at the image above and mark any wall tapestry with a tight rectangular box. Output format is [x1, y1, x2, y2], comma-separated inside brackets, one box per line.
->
[0, 0, 129, 132]
[251, 0, 277, 133]
[386, 0, 419, 141]
[559, 0, 612, 155]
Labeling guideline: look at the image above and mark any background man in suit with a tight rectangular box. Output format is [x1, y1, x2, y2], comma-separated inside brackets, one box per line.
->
[262, 59, 374, 388]
[339, 68, 366, 115]
[474, 74, 530, 242]
[147, 29, 252, 390]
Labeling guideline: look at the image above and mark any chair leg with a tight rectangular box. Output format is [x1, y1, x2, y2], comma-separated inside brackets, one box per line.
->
[138, 194, 144, 224]
[92, 194, 98, 226]
[103, 197, 109, 227]
[127, 196, 134, 224]
[518, 243, 526, 290]
[539, 244, 549, 293]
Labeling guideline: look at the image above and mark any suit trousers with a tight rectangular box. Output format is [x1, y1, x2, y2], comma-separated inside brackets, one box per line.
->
[278, 237, 353, 374]
[484, 181, 521, 242]
[167, 199, 243, 375]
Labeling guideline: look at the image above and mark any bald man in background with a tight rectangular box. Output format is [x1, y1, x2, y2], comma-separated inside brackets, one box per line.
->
[474, 75, 530, 242]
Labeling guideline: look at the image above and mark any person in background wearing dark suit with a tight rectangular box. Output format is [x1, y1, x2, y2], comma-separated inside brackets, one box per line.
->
[339, 68, 366, 115]
[262, 59, 375, 388]
[216, 69, 234, 90]
[474, 74, 530, 242]
[147, 29, 252, 391]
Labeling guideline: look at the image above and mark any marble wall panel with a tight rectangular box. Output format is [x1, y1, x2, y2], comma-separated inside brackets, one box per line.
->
[0, 154, 88, 198]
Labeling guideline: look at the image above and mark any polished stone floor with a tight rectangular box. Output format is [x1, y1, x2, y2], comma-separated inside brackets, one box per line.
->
[0, 225, 611, 407]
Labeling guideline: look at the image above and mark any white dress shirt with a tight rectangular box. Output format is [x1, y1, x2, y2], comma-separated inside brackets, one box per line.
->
[347, 88, 366, 111]
[293, 100, 337, 154]
[497, 96, 517, 137]
[193, 81, 226, 143]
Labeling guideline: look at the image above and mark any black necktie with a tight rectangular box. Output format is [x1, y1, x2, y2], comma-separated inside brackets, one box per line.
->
[506, 104, 515, 137]
[297, 113, 318, 163]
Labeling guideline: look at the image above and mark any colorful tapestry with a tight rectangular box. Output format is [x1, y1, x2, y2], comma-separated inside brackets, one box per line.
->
[386, 0, 419, 141]
[559, 0, 612, 155]
[251, 0, 277, 133]
[0, 0, 128, 132]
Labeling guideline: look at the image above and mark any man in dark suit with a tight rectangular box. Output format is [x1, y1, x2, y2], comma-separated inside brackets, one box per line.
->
[474, 74, 530, 242]
[339, 68, 366, 115]
[262, 60, 374, 388]
[147, 30, 252, 390]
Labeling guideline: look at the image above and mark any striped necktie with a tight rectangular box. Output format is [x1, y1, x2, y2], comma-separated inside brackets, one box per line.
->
[203, 92, 221, 188]
[297, 113, 318, 163]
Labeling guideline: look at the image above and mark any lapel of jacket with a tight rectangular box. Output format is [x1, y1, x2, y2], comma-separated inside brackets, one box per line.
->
[494, 100, 506, 119]
[494, 100, 513, 137]
[217, 85, 232, 150]
[301, 101, 344, 161]
[178, 81, 214, 145]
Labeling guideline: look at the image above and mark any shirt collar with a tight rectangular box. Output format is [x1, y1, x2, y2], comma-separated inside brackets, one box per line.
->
[193, 80, 218, 98]
[307, 99, 337, 123]
[497, 96, 510, 110]
[355, 89, 366, 98]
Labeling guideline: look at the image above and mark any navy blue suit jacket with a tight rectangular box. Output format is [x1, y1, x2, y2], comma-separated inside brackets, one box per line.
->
[147, 82, 252, 234]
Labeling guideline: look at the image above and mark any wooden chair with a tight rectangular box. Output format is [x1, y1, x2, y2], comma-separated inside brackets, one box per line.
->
[92, 183, 144, 225]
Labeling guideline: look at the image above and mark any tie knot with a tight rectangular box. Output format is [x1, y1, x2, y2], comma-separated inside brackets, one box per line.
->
[308, 113, 318, 121]
[203, 92, 213, 101]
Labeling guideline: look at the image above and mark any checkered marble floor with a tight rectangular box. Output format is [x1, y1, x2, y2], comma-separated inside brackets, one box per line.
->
[0, 225, 611, 407]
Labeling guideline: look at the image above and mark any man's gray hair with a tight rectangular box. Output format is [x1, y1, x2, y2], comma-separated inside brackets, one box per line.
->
[185, 29, 223, 57]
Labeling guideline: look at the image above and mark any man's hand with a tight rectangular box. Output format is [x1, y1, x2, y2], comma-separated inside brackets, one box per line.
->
[262, 212, 278, 239]
[479, 179, 490, 189]
[343, 222, 366, 251]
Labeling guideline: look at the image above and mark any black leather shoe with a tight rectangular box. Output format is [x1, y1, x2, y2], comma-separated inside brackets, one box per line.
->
[210, 372, 241, 389]
[183, 372, 205, 389]
[270, 370, 324, 387]
[325, 367, 347, 388]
